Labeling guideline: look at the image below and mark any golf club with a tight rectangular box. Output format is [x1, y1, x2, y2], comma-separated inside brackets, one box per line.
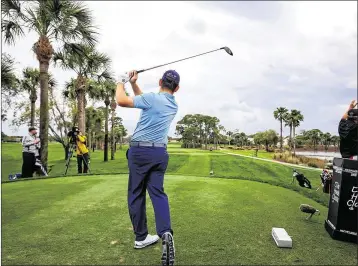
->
[136, 46, 233, 74]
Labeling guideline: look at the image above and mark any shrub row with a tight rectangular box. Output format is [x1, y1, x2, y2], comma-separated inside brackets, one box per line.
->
[273, 152, 326, 169]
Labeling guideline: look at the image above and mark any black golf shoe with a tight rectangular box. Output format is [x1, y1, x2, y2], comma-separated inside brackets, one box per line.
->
[161, 232, 175, 266]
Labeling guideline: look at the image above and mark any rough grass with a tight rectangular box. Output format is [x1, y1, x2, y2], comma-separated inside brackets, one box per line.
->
[273, 152, 326, 169]
[2, 175, 357, 265]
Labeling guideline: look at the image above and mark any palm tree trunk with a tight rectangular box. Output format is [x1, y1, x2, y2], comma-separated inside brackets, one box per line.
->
[104, 104, 109, 162]
[289, 125, 292, 151]
[87, 129, 92, 152]
[77, 90, 85, 133]
[111, 109, 115, 160]
[39, 61, 49, 169]
[30, 100, 36, 127]
[293, 126, 296, 156]
[280, 118, 283, 152]
[35, 36, 53, 170]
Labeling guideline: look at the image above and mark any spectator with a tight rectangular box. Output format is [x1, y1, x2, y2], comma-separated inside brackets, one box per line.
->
[76, 130, 90, 174]
[21, 127, 40, 178]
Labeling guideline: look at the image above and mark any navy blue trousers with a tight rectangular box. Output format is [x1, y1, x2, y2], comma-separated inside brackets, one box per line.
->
[127, 146, 173, 241]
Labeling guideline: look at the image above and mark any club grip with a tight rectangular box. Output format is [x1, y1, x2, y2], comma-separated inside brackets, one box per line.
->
[136, 69, 145, 74]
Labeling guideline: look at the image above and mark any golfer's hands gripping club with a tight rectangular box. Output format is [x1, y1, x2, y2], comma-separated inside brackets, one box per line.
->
[128, 70, 138, 84]
[118, 70, 138, 85]
[127, 70, 143, 95]
[118, 73, 130, 84]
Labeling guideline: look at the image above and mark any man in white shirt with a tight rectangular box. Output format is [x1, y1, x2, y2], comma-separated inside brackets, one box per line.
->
[21, 127, 40, 178]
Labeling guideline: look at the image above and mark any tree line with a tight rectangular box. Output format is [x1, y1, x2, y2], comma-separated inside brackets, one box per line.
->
[273, 107, 340, 155]
[175, 110, 340, 154]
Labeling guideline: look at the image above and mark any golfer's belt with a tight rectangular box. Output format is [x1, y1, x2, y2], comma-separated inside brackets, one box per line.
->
[130, 141, 167, 148]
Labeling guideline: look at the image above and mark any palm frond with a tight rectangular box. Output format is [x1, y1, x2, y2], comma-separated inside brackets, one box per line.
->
[63, 42, 87, 58]
[62, 88, 76, 100]
[1, 0, 21, 16]
[1, 19, 24, 45]
[1, 53, 19, 91]
[52, 50, 67, 68]
[47, 0, 98, 46]
[23, 5, 43, 35]
[66, 1, 98, 46]
[87, 79, 102, 100]
[96, 69, 113, 82]
[48, 73, 57, 88]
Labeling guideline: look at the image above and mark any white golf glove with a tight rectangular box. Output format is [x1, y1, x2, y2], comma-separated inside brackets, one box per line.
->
[118, 72, 130, 84]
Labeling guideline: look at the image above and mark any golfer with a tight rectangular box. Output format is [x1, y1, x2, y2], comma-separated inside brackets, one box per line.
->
[116, 69, 179, 265]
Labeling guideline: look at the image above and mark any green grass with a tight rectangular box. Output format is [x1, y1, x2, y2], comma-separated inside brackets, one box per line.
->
[2, 143, 356, 265]
[1, 143, 130, 179]
[1, 143, 328, 206]
[2, 175, 356, 265]
[1, 142, 219, 180]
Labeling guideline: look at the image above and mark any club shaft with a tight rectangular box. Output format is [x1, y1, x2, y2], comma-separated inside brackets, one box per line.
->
[137, 48, 223, 73]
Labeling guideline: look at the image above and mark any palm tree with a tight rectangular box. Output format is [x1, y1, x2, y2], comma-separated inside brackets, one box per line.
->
[21, 68, 40, 126]
[227, 131, 233, 145]
[110, 97, 117, 160]
[21, 68, 57, 127]
[54, 44, 111, 133]
[96, 80, 115, 162]
[307, 129, 322, 152]
[273, 107, 288, 152]
[290, 110, 304, 156]
[321, 132, 332, 152]
[85, 106, 99, 151]
[284, 113, 293, 151]
[112, 120, 127, 151]
[330, 135, 340, 152]
[2, 0, 98, 168]
[1, 53, 19, 121]
[94, 108, 105, 149]
[63, 78, 78, 125]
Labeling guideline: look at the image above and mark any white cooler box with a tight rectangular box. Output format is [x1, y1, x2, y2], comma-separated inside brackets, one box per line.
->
[272, 227, 292, 248]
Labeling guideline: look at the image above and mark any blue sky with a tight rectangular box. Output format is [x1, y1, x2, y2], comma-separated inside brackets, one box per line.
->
[1, 1, 357, 137]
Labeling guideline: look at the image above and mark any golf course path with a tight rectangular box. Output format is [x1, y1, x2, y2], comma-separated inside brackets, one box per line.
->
[223, 152, 322, 172]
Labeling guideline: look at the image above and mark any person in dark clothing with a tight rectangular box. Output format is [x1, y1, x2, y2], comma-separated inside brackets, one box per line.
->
[21, 127, 40, 178]
[338, 100, 358, 159]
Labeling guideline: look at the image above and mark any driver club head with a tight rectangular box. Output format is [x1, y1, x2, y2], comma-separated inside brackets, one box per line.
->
[221, 46, 233, 56]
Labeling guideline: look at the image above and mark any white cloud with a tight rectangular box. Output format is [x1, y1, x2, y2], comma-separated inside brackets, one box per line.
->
[1, 1, 357, 137]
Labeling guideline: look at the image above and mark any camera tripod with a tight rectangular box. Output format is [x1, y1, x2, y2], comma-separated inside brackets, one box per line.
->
[64, 140, 91, 176]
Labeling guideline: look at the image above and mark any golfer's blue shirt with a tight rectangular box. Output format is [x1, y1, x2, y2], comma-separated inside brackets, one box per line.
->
[131, 92, 178, 144]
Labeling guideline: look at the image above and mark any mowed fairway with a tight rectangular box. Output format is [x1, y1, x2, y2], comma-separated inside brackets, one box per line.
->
[2, 174, 357, 265]
[1, 143, 357, 265]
